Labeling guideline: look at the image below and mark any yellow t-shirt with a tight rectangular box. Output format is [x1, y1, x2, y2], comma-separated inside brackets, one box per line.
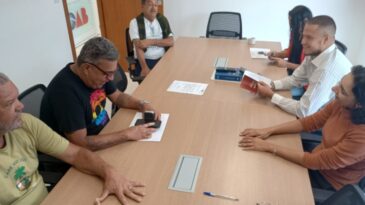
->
[0, 114, 69, 205]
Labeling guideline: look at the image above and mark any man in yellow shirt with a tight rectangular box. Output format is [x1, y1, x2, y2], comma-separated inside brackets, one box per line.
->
[0, 72, 145, 204]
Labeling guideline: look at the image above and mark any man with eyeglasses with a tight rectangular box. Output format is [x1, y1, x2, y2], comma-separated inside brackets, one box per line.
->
[0, 72, 146, 205]
[40, 37, 160, 151]
[129, 0, 174, 78]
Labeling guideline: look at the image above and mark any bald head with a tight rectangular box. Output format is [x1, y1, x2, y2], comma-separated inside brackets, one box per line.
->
[306, 15, 336, 37]
[0, 73, 10, 85]
[0, 74, 23, 134]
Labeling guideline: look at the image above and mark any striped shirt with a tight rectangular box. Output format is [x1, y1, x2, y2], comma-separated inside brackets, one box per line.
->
[271, 44, 352, 118]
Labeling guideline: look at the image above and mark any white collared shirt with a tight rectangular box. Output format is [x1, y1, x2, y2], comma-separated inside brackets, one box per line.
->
[271, 44, 352, 118]
[129, 17, 173, 60]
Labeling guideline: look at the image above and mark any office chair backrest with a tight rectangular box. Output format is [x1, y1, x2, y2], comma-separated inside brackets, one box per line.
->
[18, 84, 46, 118]
[18, 83, 68, 192]
[125, 28, 134, 58]
[321, 184, 365, 205]
[206, 11, 242, 39]
[111, 63, 128, 116]
[335, 40, 347, 55]
[113, 63, 128, 93]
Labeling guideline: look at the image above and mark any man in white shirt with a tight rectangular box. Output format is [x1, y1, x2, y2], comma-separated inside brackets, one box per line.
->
[129, 0, 174, 78]
[257, 15, 352, 118]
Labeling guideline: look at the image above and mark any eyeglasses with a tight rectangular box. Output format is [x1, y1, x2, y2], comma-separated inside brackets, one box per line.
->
[87, 62, 116, 78]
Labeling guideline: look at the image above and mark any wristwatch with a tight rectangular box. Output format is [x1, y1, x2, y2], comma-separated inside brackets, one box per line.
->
[140, 100, 150, 105]
[139, 100, 150, 110]
[270, 81, 275, 90]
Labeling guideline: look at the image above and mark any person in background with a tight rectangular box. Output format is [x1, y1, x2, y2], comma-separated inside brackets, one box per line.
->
[268, 5, 313, 75]
[239, 65, 365, 191]
[129, 0, 174, 78]
[41, 37, 160, 151]
[256, 15, 352, 118]
[0, 73, 145, 205]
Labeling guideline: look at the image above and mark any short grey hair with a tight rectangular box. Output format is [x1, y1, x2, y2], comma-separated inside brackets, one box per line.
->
[0, 72, 10, 85]
[77, 37, 119, 66]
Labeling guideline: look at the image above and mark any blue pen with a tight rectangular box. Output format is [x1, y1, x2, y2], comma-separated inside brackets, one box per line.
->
[203, 192, 239, 201]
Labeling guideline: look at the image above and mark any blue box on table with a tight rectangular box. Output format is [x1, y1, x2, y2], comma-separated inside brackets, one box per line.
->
[214, 67, 245, 82]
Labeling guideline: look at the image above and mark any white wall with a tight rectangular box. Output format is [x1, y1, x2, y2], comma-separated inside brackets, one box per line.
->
[357, 35, 365, 65]
[164, 0, 365, 65]
[0, 0, 73, 92]
[1, 0, 364, 93]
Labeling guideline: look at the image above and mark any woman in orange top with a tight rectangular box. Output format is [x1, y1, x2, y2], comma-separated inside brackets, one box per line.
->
[239, 65, 365, 191]
[268, 5, 312, 75]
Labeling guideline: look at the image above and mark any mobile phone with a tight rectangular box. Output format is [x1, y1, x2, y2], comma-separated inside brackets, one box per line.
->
[134, 111, 161, 128]
[144, 111, 155, 123]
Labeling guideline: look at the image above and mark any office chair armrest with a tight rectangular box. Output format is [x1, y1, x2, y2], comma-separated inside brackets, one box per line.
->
[125, 56, 145, 83]
[132, 75, 145, 83]
[126, 56, 137, 65]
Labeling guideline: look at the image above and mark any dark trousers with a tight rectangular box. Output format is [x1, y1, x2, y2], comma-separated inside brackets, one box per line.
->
[302, 135, 336, 191]
[133, 58, 161, 76]
[287, 68, 294, 76]
[309, 170, 336, 191]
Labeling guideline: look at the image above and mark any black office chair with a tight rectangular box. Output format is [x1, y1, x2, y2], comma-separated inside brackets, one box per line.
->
[18, 84, 46, 118]
[317, 184, 365, 205]
[111, 63, 128, 116]
[313, 176, 365, 204]
[113, 63, 128, 93]
[206, 11, 242, 39]
[335, 40, 347, 55]
[125, 27, 144, 84]
[19, 84, 69, 192]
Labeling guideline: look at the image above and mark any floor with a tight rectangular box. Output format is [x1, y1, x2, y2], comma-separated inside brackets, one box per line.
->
[124, 72, 139, 94]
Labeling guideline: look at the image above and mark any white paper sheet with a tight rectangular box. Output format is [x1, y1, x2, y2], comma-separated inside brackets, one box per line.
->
[167, 80, 208, 95]
[250, 48, 271, 59]
[129, 113, 169, 142]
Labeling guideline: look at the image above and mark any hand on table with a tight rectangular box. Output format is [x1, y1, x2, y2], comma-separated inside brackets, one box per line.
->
[95, 168, 146, 205]
[270, 57, 287, 68]
[124, 123, 156, 140]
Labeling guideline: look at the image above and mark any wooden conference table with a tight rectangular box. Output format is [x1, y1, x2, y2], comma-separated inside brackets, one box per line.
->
[42, 37, 314, 205]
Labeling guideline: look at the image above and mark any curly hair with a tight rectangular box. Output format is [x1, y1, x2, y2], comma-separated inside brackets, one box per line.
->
[351, 65, 365, 124]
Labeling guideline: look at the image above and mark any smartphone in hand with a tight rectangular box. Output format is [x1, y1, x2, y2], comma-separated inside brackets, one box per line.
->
[135, 111, 161, 128]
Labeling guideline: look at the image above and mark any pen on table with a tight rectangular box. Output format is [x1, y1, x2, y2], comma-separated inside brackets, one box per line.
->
[203, 191, 239, 201]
